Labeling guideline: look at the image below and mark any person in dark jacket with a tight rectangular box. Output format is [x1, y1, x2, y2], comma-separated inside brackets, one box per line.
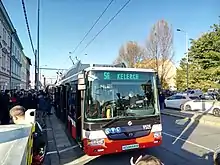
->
[0, 90, 10, 124]
[159, 91, 165, 111]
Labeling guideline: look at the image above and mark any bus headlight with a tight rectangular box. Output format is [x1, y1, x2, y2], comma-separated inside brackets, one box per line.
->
[154, 132, 161, 138]
[88, 139, 105, 146]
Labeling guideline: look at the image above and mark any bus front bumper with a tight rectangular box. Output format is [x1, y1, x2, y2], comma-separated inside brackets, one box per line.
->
[83, 132, 162, 156]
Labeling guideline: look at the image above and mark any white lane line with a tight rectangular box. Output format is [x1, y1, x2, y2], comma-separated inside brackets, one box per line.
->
[172, 119, 193, 145]
[59, 145, 79, 153]
[47, 145, 79, 155]
[163, 132, 214, 152]
[64, 155, 99, 165]
[43, 128, 52, 131]
[46, 150, 58, 155]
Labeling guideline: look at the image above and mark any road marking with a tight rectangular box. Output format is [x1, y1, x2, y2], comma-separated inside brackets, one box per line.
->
[172, 118, 193, 145]
[162, 132, 214, 152]
[64, 155, 99, 165]
[59, 145, 79, 153]
[43, 128, 52, 131]
[46, 145, 79, 155]
[46, 150, 58, 155]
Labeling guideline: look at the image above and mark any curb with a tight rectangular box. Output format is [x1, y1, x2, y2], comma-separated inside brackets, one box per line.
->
[162, 111, 220, 127]
[191, 117, 220, 127]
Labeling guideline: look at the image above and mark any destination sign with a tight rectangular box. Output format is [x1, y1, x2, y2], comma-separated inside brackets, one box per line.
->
[95, 71, 152, 81]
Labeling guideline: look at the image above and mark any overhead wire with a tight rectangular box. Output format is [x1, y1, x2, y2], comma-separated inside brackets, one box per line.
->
[78, 0, 132, 55]
[69, 0, 115, 55]
[21, 0, 35, 54]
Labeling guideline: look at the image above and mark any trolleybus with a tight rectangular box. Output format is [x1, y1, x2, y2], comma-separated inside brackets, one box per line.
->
[54, 62, 162, 156]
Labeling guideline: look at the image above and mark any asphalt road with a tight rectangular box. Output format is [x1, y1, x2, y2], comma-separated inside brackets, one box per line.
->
[58, 114, 220, 165]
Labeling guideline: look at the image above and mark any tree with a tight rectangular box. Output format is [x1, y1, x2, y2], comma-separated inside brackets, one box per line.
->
[176, 23, 220, 91]
[144, 20, 175, 88]
[114, 41, 144, 67]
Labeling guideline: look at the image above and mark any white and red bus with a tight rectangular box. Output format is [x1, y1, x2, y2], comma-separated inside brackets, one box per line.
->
[55, 62, 162, 156]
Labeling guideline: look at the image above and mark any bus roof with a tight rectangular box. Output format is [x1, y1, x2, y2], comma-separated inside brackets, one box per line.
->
[85, 66, 156, 73]
[57, 61, 156, 85]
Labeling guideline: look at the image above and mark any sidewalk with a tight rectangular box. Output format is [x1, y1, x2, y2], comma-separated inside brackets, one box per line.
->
[161, 109, 220, 127]
[44, 110, 84, 165]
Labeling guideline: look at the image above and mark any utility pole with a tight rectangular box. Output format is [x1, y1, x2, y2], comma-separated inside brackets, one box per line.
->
[34, 50, 38, 90]
[185, 33, 189, 91]
[37, 0, 40, 90]
[177, 29, 189, 92]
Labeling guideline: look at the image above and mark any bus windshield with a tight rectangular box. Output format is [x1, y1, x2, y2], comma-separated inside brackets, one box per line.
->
[85, 70, 160, 121]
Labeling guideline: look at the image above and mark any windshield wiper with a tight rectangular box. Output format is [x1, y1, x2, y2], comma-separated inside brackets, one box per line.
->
[101, 116, 123, 128]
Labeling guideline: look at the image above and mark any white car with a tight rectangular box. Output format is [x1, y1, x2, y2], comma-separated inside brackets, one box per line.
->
[181, 99, 220, 117]
[164, 94, 199, 109]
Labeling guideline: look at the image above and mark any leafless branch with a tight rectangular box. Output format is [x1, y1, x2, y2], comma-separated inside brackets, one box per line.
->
[145, 20, 175, 87]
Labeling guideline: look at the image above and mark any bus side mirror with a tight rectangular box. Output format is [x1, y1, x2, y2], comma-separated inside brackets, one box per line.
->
[78, 73, 86, 91]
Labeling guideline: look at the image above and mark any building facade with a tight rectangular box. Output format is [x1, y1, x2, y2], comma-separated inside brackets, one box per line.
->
[11, 32, 23, 89]
[26, 56, 31, 89]
[20, 51, 27, 89]
[0, 2, 14, 90]
[135, 59, 176, 90]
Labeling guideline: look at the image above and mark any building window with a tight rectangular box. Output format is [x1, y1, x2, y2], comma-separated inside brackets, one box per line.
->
[8, 36, 10, 45]
[3, 28, 6, 41]
[13, 44, 15, 56]
[7, 56, 10, 71]
[0, 52, 2, 68]
[5, 55, 7, 70]
[12, 43, 14, 56]
[11, 60, 14, 73]
[15, 63, 17, 75]
[13, 61, 16, 74]
[13, 60, 16, 74]
[2, 52, 6, 69]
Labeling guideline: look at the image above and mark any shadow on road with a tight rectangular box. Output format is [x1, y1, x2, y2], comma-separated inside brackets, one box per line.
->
[53, 100, 219, 165]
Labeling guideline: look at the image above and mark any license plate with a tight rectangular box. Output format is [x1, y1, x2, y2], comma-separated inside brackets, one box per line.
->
[122, 144, 139, 150]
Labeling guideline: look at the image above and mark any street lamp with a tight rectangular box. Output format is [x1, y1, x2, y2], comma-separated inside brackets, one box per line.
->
[177, 28, 189, 92]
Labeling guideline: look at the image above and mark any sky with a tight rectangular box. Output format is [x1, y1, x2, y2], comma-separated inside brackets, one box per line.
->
[2, 0, 220, 84]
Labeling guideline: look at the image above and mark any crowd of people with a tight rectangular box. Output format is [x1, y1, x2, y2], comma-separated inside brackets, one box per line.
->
[0, 89, 52, 125]
[0, 89, 53, 164]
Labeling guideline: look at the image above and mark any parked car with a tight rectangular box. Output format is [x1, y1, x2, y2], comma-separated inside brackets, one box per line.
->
[181, 99, 220, 117]
[164, 94, 199, 109]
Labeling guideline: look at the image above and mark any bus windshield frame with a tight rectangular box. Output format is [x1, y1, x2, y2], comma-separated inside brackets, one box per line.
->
[84, 70, 160, 121]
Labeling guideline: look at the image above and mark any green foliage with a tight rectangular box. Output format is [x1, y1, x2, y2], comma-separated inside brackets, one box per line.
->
[176, 24, 220, 91]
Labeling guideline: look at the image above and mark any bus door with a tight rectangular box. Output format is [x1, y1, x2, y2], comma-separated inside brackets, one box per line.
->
[57, 86, 61, 119]
[55, 87, 59, 117]
[61, 85, 67, 123]
[59, 86, 64, 122]
[76, 85, 82, 142]
[65, 84, 71, 128]
[63, 85, 68, 123]
[68, 83, 77, 139]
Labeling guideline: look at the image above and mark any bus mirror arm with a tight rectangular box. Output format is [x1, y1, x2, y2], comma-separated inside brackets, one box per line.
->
[78, 84, 86, 90]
